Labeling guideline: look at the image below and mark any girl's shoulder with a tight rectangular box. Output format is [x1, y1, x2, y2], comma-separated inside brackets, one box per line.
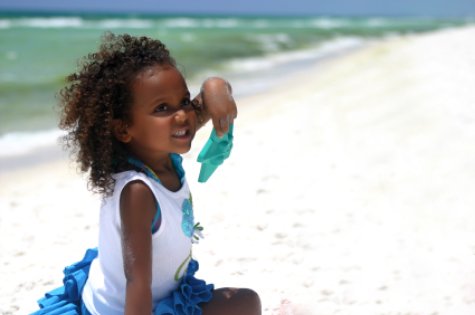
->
[112, 170, 155, 194]
[113, 169, 149, 182]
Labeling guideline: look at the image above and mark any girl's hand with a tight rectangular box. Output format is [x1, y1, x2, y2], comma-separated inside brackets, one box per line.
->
[193, 77, 237, 137]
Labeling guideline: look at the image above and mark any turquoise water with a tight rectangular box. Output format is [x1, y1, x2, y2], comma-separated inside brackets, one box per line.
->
[0, 13, 473, 154]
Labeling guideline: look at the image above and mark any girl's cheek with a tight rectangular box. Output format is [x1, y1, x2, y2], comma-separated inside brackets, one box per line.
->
[189, 110, 198, 124]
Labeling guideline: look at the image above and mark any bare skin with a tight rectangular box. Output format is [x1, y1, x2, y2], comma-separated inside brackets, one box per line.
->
[201, 288, 262, 315]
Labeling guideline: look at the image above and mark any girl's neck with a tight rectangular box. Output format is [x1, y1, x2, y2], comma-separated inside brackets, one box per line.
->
[130, 152, 172, 173]
[148, 157, 174, 175]
[128, 154, 182, 192]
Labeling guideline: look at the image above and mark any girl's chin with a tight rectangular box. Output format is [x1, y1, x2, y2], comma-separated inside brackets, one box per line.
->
[172, 142, 192, 154]
[174, 147, 191, 154]
[172, 134, 194, 151]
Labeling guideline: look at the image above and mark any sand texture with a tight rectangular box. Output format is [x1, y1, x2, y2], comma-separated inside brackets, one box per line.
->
[1, 25, 475, 315]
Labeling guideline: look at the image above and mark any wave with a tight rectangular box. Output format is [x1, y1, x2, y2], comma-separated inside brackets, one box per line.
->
[1, 17, 84, 28]
[0, 15, 466, 32]
[96, 18, 154, 29]
[0, 19, 11, 29]
[225, 36, 366, 73]
[0, 129, 65, 157]
[250, 33, 292, 52]
[0, 16, 157, 29]
[161, 17, 240, 28]
[160, 17, 198, 28]
[309, 18, 351, 29]
[307, 17, 405, 29]
[0, 16, 244, 30]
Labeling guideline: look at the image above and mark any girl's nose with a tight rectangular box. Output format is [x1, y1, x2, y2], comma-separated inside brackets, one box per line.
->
[174, 109, 188, 124]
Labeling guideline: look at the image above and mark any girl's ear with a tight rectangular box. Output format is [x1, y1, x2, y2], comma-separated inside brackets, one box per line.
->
[112, 119, 132, 143]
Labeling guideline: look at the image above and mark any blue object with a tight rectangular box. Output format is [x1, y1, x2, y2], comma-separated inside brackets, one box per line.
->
[153, 259, 214, 315]
[197, 124, 234, 183]
[181, 198, 194, 237]
[30, 248, 98, 315]
[31, 248, 213, 315]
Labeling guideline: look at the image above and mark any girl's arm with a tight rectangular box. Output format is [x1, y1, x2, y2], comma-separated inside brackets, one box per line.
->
[193, 77, 237, 137]
[119, 180, 157, 315]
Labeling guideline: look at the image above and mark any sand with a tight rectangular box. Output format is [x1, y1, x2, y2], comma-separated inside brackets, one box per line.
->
[1, 25, 475, 315]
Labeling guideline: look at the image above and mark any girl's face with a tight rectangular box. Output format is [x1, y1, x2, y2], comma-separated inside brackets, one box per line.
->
[123, 64, 197, 162]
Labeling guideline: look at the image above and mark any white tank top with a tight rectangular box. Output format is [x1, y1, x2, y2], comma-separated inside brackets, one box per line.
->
[82, 170, 194, 315]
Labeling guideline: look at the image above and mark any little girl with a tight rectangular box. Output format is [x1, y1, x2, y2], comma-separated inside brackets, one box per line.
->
[31, 33, 261, 315]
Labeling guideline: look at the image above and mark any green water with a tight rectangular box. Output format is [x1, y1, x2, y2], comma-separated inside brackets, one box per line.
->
[0, 13, 472, 135]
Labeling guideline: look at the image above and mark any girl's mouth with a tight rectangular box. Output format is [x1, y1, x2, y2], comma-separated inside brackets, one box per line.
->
[172, 128, 191, 139]
[173, 129, 187, 137]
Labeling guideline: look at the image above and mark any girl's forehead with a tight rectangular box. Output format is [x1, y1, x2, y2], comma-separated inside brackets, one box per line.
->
[132, 64, 185, 87]
[135, 63, 179, 79]
[130, 64, 188, 100]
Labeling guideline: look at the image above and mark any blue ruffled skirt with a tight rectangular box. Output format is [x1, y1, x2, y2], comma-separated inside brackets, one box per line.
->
[30, 248, 214, 315]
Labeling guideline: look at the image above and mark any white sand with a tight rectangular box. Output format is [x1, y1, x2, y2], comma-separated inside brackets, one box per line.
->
[1, 25, 475, 315]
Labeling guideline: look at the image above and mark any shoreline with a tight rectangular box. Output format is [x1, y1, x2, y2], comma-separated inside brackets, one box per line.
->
[0, 143, 67, 174]
[0, 35, 369, 176]
[2, 25, 475, 315]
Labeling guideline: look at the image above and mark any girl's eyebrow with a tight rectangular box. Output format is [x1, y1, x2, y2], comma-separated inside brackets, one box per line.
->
[176, 91, 192, 102]
[147, 90, 191, 107]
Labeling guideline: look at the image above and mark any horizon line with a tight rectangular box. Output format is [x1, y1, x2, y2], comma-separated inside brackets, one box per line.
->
[1, 9, 474, 19]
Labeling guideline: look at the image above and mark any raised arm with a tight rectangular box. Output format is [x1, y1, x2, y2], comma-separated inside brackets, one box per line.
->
[192, 77, 237, 137]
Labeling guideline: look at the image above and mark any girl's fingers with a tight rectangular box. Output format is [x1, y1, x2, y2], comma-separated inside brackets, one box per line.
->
[215, 115, 233, 137]
[212, 116, 224, 137]
[218, 117, 228, 135]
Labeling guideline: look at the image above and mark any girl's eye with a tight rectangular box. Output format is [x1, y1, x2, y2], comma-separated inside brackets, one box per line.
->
[181, 99, 192, 108]
[154, 104, 168, 113]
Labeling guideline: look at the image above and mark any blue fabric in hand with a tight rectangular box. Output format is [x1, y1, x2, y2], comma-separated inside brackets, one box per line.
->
[197, 124, 234, 183]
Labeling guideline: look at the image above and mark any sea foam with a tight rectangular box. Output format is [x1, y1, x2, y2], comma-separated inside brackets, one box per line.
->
[225, 36, 366, 73]
[0, 129, 65, 157]
[9, 17, 84, 28]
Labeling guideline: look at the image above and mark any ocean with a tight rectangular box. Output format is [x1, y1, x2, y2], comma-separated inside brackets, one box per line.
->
[0, 13, 473, 159]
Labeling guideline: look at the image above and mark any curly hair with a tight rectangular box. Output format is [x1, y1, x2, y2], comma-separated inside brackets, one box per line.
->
[59, 32, 176, 196]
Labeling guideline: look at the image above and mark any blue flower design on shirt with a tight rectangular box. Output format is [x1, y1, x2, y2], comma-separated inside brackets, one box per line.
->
[181, 197, 194, 237]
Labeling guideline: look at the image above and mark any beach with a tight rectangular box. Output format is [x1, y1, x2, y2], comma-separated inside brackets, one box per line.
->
[1, 24, 475, 314]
